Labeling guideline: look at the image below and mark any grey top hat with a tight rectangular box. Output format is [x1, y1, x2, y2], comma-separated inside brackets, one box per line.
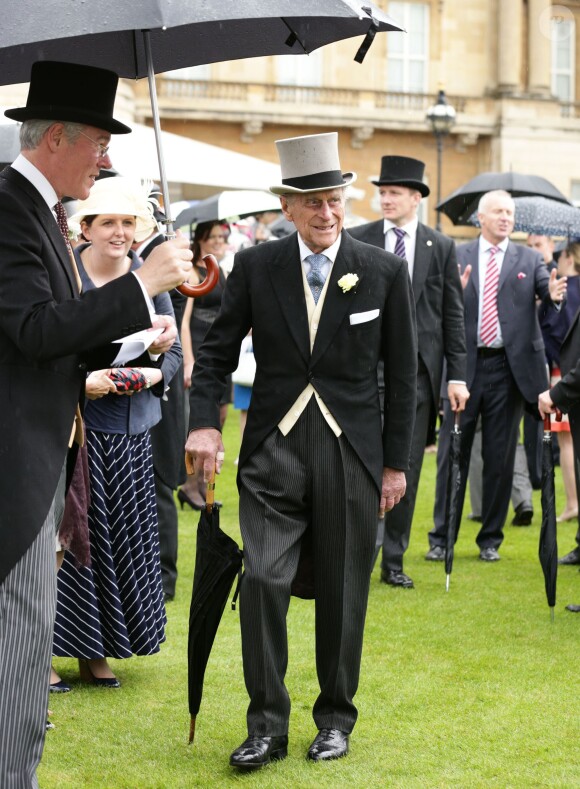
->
[270, 132, 356, 196]
[371, 155, 430, 197]
[5, 61, 131, 135]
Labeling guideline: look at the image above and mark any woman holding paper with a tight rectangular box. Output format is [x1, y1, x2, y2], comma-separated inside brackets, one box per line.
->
[51, 178, 182, 686]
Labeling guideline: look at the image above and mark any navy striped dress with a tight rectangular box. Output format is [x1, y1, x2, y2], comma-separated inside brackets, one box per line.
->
[53, 429, 166, 658]
[53, 248, 168, 660]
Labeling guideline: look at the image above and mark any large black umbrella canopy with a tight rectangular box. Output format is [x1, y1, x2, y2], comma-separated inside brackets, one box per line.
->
[0, 2, 403, 82]
[539, 416, 558, 619]
[436, 172, 571, 226]
[444, 412, 462, 592]
[0, 0, 403, 295]
[187, 472, 243, 744]
[175, 190, 282, 227]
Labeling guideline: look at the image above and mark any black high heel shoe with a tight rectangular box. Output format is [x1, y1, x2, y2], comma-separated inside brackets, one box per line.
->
[177, 488, 203, 511]
[78, 659, 120, 688]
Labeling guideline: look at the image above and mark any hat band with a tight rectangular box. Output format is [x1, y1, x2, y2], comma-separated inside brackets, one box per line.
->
[282, 169, 345, 191]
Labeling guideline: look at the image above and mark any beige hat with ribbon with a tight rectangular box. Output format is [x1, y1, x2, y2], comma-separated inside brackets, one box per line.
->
[68, 176, 158, 243]
[269, 132, 356, 196]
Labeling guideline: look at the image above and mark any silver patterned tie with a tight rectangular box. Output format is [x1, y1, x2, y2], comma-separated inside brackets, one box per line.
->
[305, 253, 327, 304]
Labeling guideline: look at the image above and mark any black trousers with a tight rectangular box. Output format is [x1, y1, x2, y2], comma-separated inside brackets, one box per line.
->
[381, 368, 432, 572]
[430, 352, 523, 550]
[154, 471, 178, 599]
[238, 399, 378, 737]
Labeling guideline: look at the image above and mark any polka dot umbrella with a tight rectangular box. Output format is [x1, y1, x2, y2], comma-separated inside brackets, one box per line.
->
[469, 196, 580, 238]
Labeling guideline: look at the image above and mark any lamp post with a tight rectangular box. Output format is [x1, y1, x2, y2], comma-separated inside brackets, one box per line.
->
[426, 89, 456, 232]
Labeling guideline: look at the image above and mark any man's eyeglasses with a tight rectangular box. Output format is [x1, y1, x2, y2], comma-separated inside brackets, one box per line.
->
[78, 129, 110, 159]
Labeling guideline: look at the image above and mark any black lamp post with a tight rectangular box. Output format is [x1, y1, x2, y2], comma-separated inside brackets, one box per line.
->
[426, 89, 456, 231]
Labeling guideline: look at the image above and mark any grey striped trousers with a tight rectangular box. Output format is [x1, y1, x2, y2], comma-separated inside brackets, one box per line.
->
[0, 467, 65, 789]
[238, 399, 378, 737]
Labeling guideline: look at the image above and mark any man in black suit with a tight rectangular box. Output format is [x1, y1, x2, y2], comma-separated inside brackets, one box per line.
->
[186, 132, 417, 768]
[427, 190, 565, 563]
[349, 155, 468, 588]
[0, 61, 193, 787]
[539, 311, 580, 610]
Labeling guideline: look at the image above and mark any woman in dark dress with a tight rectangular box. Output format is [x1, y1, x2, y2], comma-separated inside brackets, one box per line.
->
[179, 221, 231, 510]
[52, 178, 182, 686]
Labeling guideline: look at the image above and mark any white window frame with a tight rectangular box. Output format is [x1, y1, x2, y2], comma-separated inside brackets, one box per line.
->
[551, 16, 575, 102]
[275, 49, 323, 86]
[387, 2, 430, 94]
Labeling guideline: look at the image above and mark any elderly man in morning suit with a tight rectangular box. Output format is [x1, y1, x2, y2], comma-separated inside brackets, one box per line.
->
[0, 61, 193, 788]
[349, 155, 468, 589]
[428, 190, 566, 563]
[186, 133, 417, 769]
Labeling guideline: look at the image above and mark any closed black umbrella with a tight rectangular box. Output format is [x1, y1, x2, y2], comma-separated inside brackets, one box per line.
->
[437, 172, 571, 226]
[186, 467, 243, 744]
[444, 412, 462, 591]
[539, 415, 558, 620]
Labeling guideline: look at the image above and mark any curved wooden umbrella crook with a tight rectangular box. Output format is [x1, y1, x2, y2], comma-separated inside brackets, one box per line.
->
[177, 254, 220, 298]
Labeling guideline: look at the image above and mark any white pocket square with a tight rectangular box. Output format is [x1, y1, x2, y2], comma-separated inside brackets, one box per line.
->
[349, 309, 380, 326]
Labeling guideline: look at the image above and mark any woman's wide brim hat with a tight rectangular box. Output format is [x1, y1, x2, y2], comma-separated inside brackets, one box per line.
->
[269, 132, 356, 196]
[5, 61, 131, 135]
[68, 177, 157, 242]
[371, 155, 430, 197]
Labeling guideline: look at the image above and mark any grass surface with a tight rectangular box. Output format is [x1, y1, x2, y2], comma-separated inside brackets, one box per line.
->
[41, 409, 580, 788]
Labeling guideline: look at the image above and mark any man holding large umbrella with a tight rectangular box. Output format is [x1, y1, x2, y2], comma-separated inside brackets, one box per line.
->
[0, 61, 193, 787]
[186, 132, 417, 768]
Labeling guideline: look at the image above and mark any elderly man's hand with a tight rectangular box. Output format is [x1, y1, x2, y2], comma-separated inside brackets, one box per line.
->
[136, 232, 193, 296]
[379, 467, 406, 518]
[185, 428, 225, 482]
[448, 382, 470, 412]
[149, 314, 177, 355]
[538, 389, 556, 420]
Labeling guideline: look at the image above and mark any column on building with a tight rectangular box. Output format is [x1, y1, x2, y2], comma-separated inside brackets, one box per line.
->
[497, 0, 523, 95]
[528, 0, 552, 96]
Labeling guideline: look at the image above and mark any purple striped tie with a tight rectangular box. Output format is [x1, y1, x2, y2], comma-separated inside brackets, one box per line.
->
[480, 246, 500, 346]
[393, 227, 406, 259]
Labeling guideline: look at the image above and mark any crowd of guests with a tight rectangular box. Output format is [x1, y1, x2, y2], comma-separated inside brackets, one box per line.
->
[3, 58, 580, 787]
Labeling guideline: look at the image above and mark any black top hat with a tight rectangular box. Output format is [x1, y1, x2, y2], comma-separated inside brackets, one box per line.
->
[5, 61, 131, 135]
[371, 155, 430, 197]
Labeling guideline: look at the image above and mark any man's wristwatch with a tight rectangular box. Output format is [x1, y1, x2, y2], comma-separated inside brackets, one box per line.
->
[144, 374, 152, 390]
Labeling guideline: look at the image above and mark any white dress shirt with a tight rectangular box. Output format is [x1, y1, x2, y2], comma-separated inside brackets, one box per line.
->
[477, 236, 509, 348]
[383, 216, 419, 280]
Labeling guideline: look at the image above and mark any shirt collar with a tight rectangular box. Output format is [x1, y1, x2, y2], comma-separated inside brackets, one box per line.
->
[297, 232, 342, 264]
[11, 154, 59, 212]
[383, 216, 419, 237]
[479, 235, 510, 255]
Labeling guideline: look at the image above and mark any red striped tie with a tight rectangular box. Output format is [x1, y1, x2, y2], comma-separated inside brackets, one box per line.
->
[480, 246, 500, 346]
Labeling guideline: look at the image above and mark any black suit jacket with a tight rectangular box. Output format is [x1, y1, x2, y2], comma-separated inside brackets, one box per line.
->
[349, 219, 466, 409]
[550, 307, 580, 411]
[458, 239, 550, 403]
[0, 166, 153, 583]
[189, 230, 417, 491]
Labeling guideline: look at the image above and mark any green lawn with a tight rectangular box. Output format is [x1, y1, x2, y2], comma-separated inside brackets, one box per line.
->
[41, 409, 580, 788]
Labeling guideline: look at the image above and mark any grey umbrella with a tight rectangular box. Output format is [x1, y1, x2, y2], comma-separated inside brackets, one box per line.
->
[436, 172, 571, 225]
[469, 196, 580, 238]
[0, 0, 402, 296]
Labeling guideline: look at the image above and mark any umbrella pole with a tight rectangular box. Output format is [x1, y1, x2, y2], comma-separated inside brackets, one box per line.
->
[142, 29, 175, 238]
[189, 716, 196, 745]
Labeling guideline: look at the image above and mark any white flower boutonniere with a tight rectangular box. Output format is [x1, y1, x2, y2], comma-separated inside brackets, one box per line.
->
[337, 273, 359, 293]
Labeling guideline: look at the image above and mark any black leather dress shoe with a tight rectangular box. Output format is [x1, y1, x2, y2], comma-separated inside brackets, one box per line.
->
[307, 728, 349, 761]
[425, 545, 445, 561]
[381, 569, 414, 588]
[512, 503, 533, 526]
[229, 734, 288, 769]
[479, 547, 500, 562]
[565, 603, 580, 613]
[558, 548, 580, 565]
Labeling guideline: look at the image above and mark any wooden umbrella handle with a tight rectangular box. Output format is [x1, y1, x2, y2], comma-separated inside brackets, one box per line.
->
[177, 253, 220, 298]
